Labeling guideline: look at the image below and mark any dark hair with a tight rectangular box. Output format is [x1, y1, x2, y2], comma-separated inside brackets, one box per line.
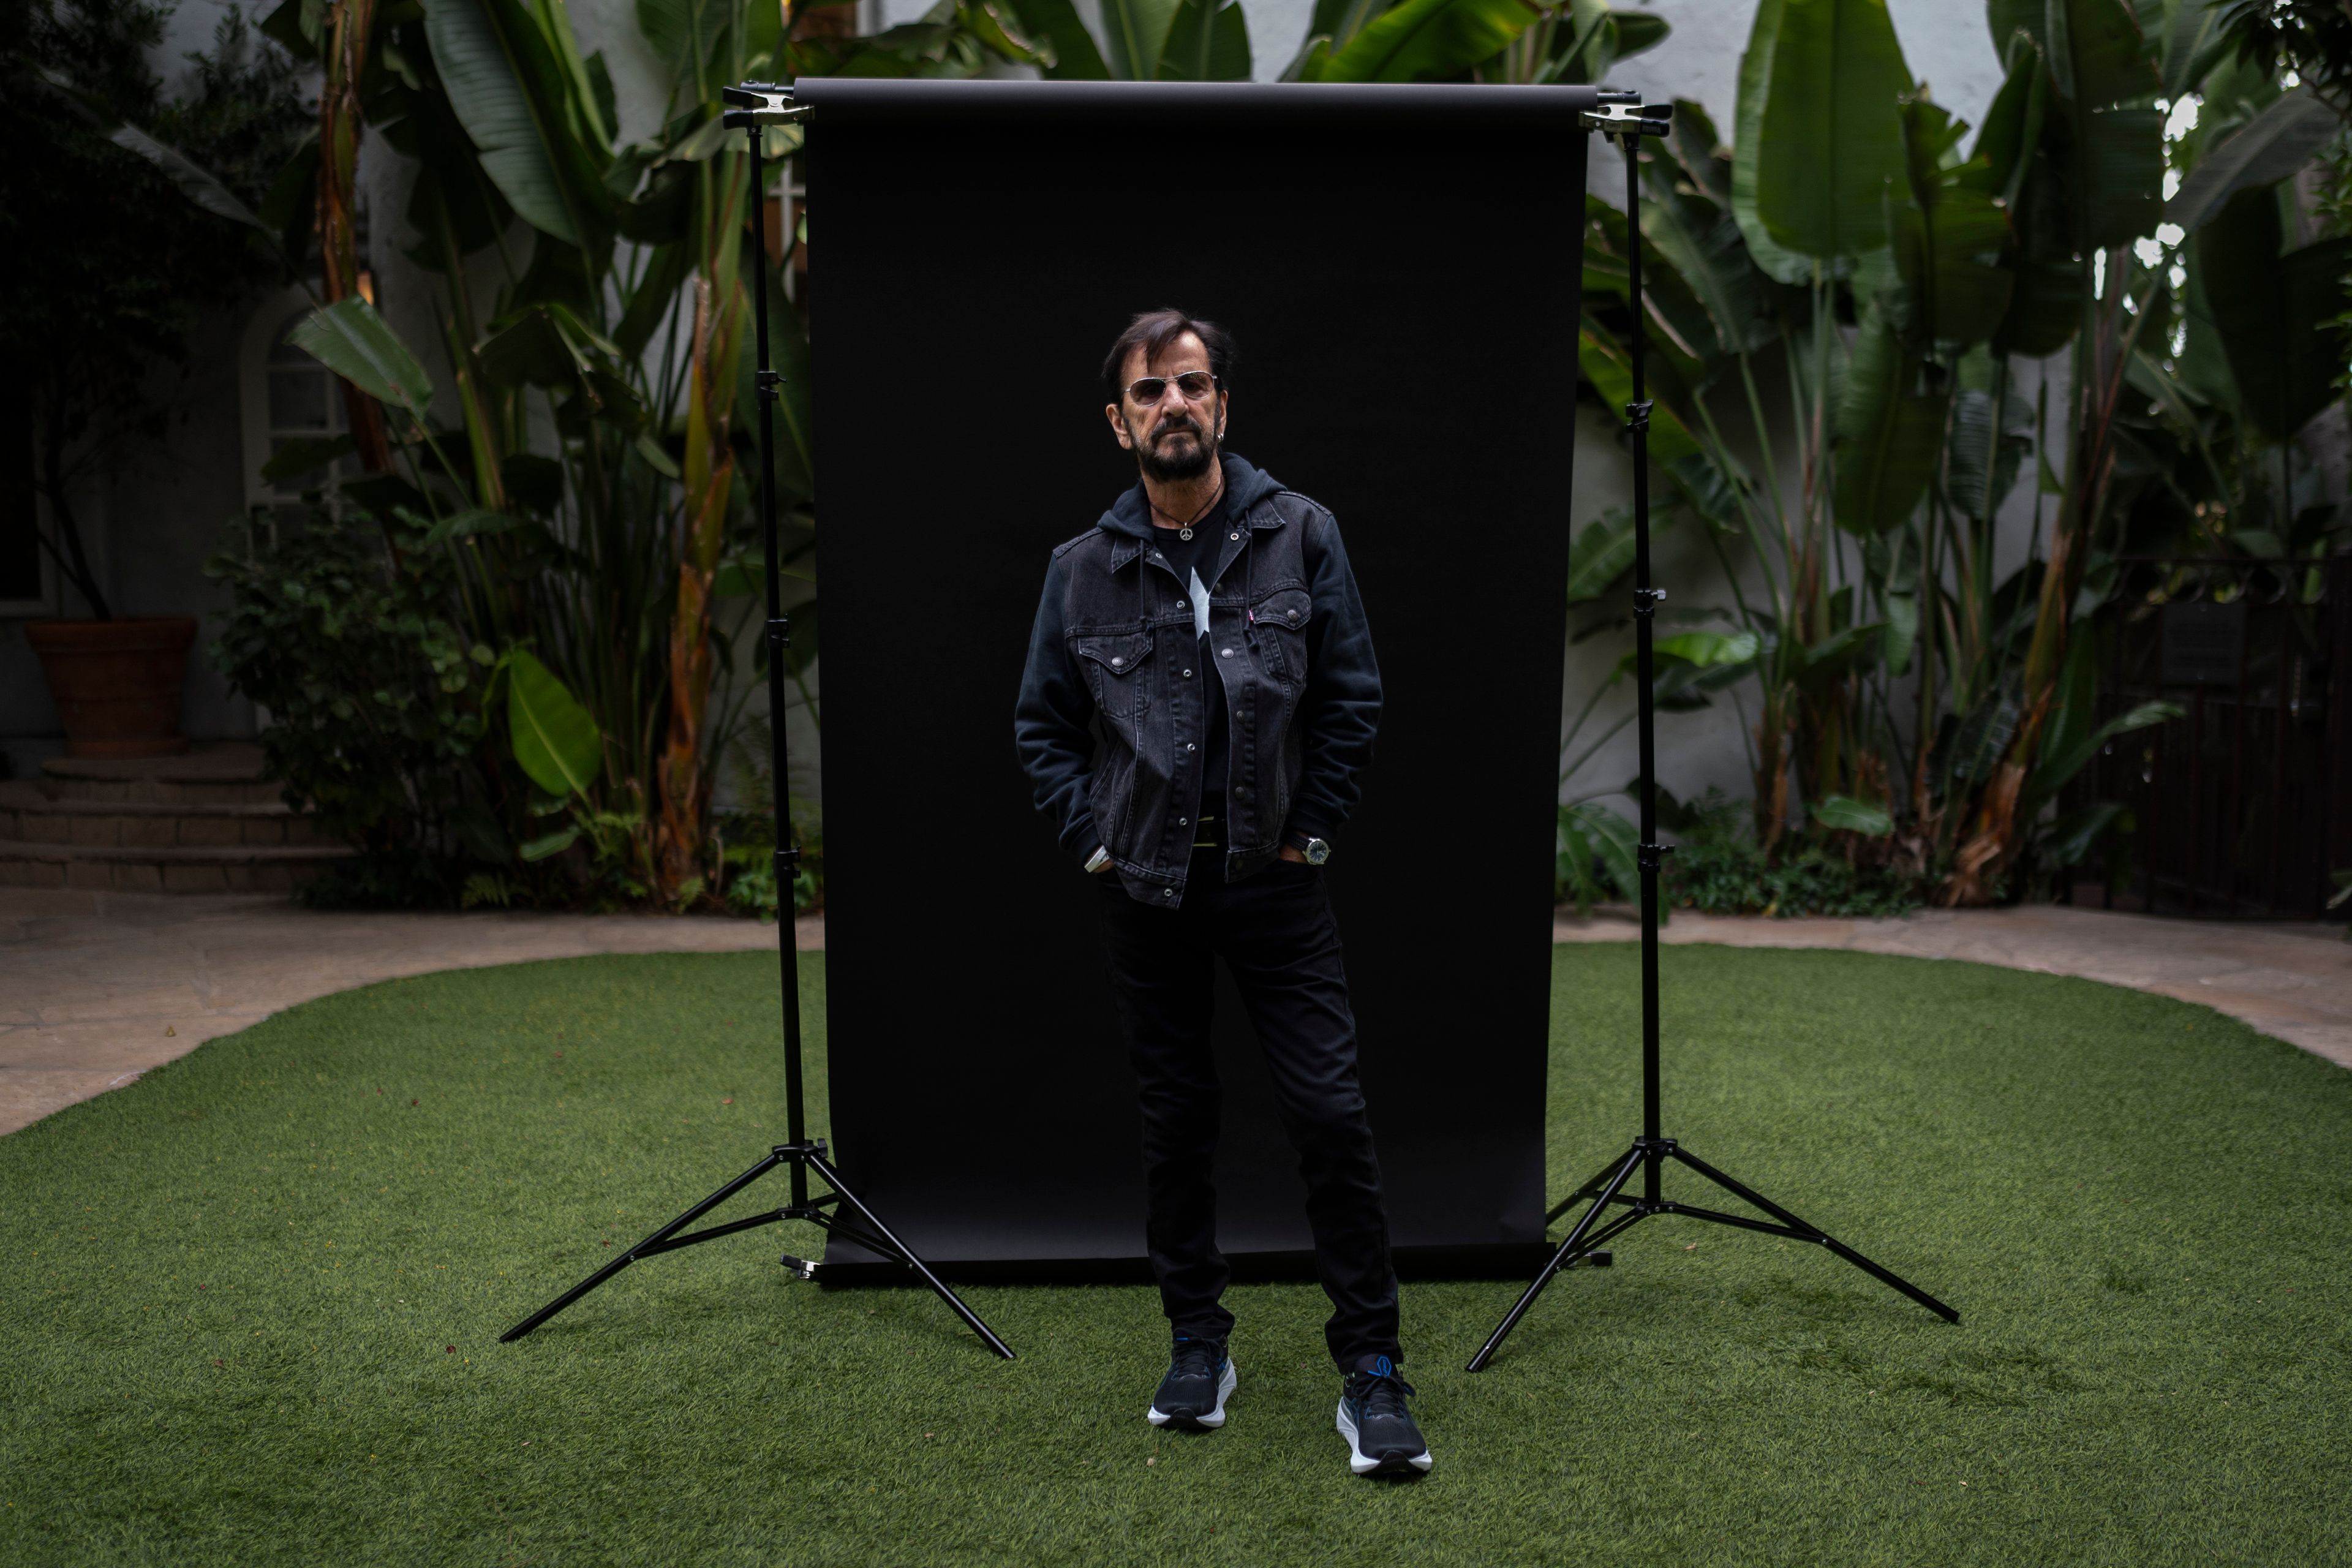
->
[1101, 309, 1236, 402]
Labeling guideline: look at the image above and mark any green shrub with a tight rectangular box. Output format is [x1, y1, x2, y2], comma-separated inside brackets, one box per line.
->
[208, 510, 488, 905]
[1661, 794, 1922, 919]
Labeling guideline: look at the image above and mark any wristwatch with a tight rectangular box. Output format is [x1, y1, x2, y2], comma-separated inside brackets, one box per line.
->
[1084, 846, 1112, 873]
[1286, 831, 1332, 866]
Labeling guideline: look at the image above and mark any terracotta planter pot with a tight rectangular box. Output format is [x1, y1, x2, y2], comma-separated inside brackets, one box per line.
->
[24, 617, 199, 758]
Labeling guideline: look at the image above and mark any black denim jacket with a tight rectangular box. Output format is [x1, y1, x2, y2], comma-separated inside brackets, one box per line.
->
[1015, 452, 1382, 907]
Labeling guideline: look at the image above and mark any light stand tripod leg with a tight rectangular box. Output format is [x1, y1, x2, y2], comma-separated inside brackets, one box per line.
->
[1666, 1145, 1958, 1323]
[805, 1152, 1015, 1359]
[1466, 1141, 1648, 1371]
[502, 1150, 785, 1342]
[1547, 1151, 1639, 1224]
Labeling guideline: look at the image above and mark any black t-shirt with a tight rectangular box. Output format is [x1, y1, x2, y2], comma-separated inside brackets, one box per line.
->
[1142, 497, 1232, 816]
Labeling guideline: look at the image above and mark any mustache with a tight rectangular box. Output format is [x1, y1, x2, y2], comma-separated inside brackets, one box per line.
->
[1152, 415, 1205, 442]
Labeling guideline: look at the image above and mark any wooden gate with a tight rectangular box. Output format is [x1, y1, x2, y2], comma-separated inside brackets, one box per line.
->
[2070, 558, 2351, 919]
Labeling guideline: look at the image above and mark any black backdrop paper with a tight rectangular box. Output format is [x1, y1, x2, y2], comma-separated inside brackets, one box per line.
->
[801, 78, 1591, 1281]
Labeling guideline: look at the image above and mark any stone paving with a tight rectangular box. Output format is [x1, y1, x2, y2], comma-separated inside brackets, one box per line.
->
[0, 888, 806, 1138]
[1556, 903, 2352, 1071]
[3, 889, 2344, 1139]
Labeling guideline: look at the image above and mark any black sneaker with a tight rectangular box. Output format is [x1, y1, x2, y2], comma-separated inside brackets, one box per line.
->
[1147, 1335, 1236, 1430]
[1337, 1357, 1431, 1476]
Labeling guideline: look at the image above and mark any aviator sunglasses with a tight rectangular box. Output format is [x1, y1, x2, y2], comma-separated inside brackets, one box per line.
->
[1125, 369, 1221, 405]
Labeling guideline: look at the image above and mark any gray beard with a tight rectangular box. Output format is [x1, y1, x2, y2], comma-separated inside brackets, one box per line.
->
[1137, 421, 1217, 483]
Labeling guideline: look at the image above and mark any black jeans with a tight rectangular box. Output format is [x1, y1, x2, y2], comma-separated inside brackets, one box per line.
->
[1095, 846, 1401, 1368]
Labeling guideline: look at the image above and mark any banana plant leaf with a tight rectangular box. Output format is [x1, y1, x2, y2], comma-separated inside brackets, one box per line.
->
[476, 301, 622, 388]
[1310, 0, 1395, 51]
[1868, 176, 2016, 349]
[1316, 0, 1534, 83]
[2039, 0, 2160, 110]
[1640, 192, 1774, 359]
[2075, 105, 2165, 250]
[1566, 505, 1637, 606]
[1812, 793, 1893, 835]
[1750, 0, 1913, 262]
[2155, 0, 2232, 98]
[1787, 620, 1887, 687]
[1008, 0, 1111, 77]
[287, 298, 435, 418]
[1585, 197, 1721, 380]
[1832, 311, 1945, 533]
[1730, 0, 1819, 284]
[1881, 591, 1917, 676]
[1962, 31, 2046, 206]
[2199, 188, 2352, 442]
[1945, 344, 2032, 522]
[1102, 0, 1182, 77]
[505, 647, 603, 798]
[959, 2, 1053, 69]
[1657, 630, 1761, 668]
[105, 121, 277, 236]
[1989, 136, 2086, 355]
[2167, 87, 2343, 235]
[1158, 0, 1251, 78]
[1578, 329, 1703, 464]
[2040, 799, 2124, 867]
[2025, 699, 2179, 810]
[1662, 96, 1735, 207]
[1558, 799, 1638, 914]
[424, 0, 613, 253]
[402, 86, 521, 263]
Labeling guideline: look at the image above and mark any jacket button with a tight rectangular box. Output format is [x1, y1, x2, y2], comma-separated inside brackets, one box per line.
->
[1186, 743, 1196, 752]
[1163, 888, 1175, 897]
[1221, 648, 1234, 657]
[1229, 532, 1239, 540]
[1178, 816, 1189, 825]
[1182, 668, 1193, 677]
[1287, 610, 1297, 620]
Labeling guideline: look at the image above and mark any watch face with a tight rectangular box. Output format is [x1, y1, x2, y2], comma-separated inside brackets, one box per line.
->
[1305, 838, 1331, 865]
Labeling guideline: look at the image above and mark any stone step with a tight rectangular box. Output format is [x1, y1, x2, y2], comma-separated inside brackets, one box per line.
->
[0, 842, 352, 894]
[39, 741, 283, 805]
[0, 782, 329, 849]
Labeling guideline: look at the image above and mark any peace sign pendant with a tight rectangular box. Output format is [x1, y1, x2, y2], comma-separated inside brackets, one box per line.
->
[1178, 527, 1194, 540]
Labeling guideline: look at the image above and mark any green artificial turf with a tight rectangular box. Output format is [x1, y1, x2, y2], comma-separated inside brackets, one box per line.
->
[4, 944, 2349, 1566]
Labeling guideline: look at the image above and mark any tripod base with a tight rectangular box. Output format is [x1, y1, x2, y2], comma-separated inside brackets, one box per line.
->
[500, 1140, 1014, 1357]
[1467, 1135, 1955, 1371]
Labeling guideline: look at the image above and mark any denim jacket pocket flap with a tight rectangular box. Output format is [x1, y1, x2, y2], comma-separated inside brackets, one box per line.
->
[1251, 588, 1312, 630]
[1074, 632, 1154, 676]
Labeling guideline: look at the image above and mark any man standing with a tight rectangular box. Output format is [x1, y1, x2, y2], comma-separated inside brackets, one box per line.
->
[1014, 309, 1430, 1477]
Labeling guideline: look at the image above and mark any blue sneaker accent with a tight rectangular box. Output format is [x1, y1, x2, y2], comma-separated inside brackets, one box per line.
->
[1338, 1366, 1431, 1476]
[1148, 1336, 1237, 1430]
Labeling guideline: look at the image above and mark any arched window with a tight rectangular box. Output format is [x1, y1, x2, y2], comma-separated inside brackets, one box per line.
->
[239, 291, 352, 527]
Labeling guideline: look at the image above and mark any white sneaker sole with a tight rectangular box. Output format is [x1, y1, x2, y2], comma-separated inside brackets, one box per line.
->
[1147, 1360, 1237, 1429]
[1336, 1399, 1433, 1476]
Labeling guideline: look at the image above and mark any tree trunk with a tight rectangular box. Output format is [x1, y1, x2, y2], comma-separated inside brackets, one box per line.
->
[318, 0, 391, 474]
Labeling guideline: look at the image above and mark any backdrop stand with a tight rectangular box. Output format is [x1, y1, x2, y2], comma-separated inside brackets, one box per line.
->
[500, 85, 1012, 1360]
[1466, 98, 1958, 1373]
